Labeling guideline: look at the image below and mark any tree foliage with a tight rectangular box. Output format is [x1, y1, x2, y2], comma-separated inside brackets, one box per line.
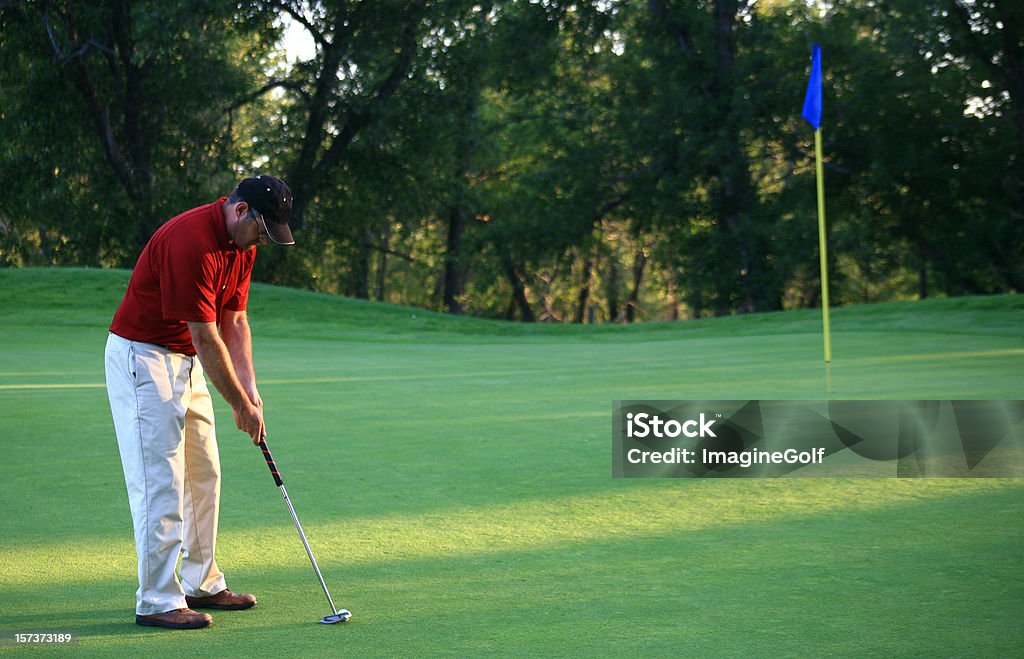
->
[1, 0, 1019, 319]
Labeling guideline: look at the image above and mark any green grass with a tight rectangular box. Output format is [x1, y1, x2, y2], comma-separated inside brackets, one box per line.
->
[0, 267, 1022, 657]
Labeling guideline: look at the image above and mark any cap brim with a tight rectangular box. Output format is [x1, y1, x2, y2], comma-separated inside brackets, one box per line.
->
[256, 213, 295, 246]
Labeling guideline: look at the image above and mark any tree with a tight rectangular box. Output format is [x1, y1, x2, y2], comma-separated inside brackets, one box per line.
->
[3, 0, 1018, 315]
[0, 1, 273, 265]
[822, 0, 1023, 297]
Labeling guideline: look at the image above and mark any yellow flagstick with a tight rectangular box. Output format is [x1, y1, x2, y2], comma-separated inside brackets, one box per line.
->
[814, 127, 832, 363]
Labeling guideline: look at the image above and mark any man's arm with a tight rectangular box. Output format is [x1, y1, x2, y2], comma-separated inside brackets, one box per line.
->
[220, 309, 262, 412]
[188, 319, 264, 442]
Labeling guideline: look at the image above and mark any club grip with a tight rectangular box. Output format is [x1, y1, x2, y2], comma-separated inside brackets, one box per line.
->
[259, 437, 284, 487]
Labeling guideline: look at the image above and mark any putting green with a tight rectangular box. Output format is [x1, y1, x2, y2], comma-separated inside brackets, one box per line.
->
[0, 268, 1021, 656]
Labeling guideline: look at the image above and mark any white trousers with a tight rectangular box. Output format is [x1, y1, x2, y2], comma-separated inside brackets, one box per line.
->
[105, 333, 228, 615]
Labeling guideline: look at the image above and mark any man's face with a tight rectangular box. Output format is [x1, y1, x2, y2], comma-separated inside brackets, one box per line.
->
[232, 203, 270, 249]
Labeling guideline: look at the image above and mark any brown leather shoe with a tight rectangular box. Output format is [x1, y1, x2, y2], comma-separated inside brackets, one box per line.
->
[135, 608, 212, 629]
[185, 589, 257, 611]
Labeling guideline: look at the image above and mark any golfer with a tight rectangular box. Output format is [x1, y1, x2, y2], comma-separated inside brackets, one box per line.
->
[104, 175, 294, 629]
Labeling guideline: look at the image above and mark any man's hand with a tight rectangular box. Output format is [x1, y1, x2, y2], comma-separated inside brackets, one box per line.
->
[245, 385, 266, 440]
[233, 400, 265, 444]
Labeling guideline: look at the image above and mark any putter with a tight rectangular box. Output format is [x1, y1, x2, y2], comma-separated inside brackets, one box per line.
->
[259, 436, 352, 624]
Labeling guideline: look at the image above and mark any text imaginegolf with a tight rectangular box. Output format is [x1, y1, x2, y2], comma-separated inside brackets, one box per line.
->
[627, 447, 826, 468]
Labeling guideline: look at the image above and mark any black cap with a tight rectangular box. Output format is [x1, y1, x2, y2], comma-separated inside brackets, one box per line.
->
[236, 175, 295, 245]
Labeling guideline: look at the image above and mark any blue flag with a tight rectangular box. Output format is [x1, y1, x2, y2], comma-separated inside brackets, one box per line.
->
[802, 44, 822, 129]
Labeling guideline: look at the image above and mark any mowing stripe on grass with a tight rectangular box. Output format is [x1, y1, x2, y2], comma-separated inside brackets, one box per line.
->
[0, 383, 106, 390]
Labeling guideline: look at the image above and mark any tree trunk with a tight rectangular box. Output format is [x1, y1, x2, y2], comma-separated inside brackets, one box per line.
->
[574, 257, 593, 324]
[444, 204, 467, 314]
[626, 248, 646, 323]
[649, 0, 771, 313]
[375, 224, 390, 301]
[350, 230, 372, 299]
[606, 258, 620, 322]
[503, 256, 535, 322]
[918, 255, 928, 299]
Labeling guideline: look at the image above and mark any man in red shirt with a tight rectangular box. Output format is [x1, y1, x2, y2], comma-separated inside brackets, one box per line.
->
[105, 175, 294, 629]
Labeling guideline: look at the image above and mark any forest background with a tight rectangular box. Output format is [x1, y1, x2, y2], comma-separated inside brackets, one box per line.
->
[2, 0, 1020, 322]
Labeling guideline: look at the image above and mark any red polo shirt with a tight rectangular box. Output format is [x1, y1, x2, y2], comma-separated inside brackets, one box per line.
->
[110, 198, 256, 355]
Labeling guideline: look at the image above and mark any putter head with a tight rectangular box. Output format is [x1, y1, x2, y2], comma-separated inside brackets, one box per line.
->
[320, 609, 352, 624]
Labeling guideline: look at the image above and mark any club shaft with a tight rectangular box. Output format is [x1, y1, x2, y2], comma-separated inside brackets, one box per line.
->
[278, 483, 340, 615]
[260, 438, 340, 616]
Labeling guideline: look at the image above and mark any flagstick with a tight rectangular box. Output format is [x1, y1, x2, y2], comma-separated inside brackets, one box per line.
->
[814, 127, 832, 363]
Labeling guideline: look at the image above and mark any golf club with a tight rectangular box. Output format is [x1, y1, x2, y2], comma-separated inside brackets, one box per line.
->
[259, 436, 352, 624]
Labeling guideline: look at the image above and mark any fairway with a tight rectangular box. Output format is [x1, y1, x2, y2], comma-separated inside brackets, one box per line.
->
[1, 268, 1022, 656]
